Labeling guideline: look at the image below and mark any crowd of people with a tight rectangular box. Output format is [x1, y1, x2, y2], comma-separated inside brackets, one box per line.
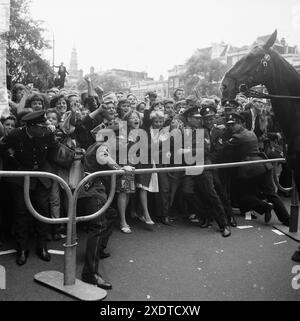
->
[0, 75, 292, 289]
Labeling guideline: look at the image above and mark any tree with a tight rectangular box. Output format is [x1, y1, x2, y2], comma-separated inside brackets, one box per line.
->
[182, 51, 227, 97]
[77, 72, 126, 93]
[2, 0, 54, 91]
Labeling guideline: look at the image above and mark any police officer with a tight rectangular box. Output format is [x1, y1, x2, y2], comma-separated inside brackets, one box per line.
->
[200, 102, 237, 227]
[180, 106, 231, 237]
[0, 111, 58, 265]
[223, 113, 290, 226]
[217, 100, 240, 127]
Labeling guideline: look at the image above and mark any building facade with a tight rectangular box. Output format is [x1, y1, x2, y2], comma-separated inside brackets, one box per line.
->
[130, 79, 169, 100]
[226, 36, 300, 71]
[100, 69, 152, 90]
[167, 64, 186, 98]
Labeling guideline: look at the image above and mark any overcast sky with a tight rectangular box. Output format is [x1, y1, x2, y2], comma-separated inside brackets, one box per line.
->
[30, 0, 300, 80]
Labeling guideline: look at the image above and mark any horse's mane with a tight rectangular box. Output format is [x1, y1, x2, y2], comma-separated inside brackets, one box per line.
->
[268, 47, 300, 84]
[263, 47, 300, 143]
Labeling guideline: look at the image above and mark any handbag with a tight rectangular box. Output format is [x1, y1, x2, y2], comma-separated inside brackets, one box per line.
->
[68, 158, 84, 189]
[52, 143, 76, 169]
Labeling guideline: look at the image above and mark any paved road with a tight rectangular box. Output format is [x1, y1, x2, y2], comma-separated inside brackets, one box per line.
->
[0, 203, 299, 301]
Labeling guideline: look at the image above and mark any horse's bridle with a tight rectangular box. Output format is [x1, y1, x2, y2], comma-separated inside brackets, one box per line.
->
[224, 51, 300, 100]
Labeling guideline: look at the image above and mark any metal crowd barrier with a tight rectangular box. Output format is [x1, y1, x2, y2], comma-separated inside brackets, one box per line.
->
[0, 157, 299, 300]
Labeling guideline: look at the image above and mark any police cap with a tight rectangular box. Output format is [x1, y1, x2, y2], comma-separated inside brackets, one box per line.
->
[21, 111, 47, 126]
[182, 106, 202, 118]
[200, 106, 217, 117]
[226, 112, 245, 124]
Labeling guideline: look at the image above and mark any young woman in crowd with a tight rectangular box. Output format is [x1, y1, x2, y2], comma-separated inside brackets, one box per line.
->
[136, 102, 146, 114]
[49, 94, 70, 122]
[44, 109, 66, 240]
[127, 94, 138, 110]
[117, 99, 131, 119]
[120, 110, 155, 232]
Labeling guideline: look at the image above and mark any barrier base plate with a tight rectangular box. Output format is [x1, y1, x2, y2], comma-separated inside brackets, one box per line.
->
[273, 225, 300, 242]
[34, 271, 107, 301]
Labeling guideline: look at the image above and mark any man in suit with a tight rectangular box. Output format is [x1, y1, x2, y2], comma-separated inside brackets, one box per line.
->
[0, 111, 58, 265]
[223, 113, 290, 226]
[55, 62, 68, 89]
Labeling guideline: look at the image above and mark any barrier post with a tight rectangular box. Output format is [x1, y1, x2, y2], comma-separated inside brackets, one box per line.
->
[12, 171, 109, 301]
[62, 192, 77, 286]
[271, 169, 300, 241]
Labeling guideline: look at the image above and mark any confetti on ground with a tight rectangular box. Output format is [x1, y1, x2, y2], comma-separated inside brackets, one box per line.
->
[0, 249, 17, 256]
[237, 225, 253, 229]
[216, 250, 219, 254]
[48, 250, 64, 255]
[274, 241, 287, 245]
[146, 295, 151, 299]
[129, 260, 134, 263]
[220, 250, 224, 253]
[197, 267, 202, 271]
[272, 229, 285, 236]
[248, 261, 253, 265]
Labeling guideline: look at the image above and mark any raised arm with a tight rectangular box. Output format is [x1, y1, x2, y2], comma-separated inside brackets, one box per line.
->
[84, 75, 93, 97]
[17, 89, 31, 115]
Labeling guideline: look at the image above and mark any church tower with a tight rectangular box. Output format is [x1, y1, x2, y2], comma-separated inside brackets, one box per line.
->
[66, 45, 80, 88]
[69, 46, 78, 74]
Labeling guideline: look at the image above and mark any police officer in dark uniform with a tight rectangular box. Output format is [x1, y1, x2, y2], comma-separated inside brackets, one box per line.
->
[180, 106, 231, 237]
[216, 100, 240, 127]
[216, 100, 241, 209]
[0, 111, 58, 265]
[223, 113, 290, 226]
[200, 102, 237, 227]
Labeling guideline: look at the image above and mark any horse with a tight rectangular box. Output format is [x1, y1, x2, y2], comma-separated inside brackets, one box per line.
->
[220, 30, 300, 197]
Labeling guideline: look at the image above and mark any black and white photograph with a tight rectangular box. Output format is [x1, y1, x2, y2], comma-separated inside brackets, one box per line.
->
[0, 0, 300, 308]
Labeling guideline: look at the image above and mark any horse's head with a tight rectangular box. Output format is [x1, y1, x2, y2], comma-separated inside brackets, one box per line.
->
[220, 30, 277, 100]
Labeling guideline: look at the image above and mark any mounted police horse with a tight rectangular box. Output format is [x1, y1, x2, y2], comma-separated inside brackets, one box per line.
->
[221, 30, 300, 261]
[220, 30, 300, 198]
